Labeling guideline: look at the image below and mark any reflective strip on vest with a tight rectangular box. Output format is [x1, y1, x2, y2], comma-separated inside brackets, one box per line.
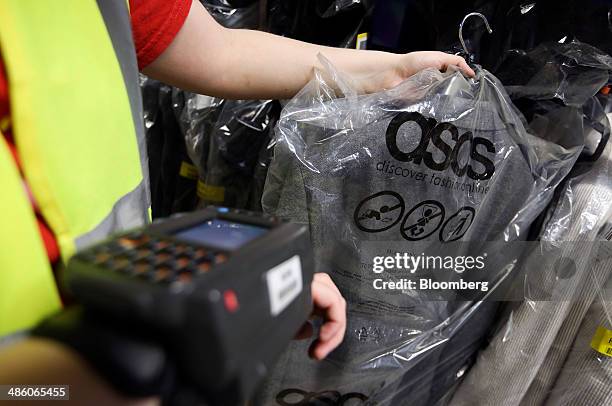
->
[0, 0, 149, 334]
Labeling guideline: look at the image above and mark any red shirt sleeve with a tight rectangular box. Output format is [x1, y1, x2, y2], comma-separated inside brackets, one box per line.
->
[130, 0, 192, 69]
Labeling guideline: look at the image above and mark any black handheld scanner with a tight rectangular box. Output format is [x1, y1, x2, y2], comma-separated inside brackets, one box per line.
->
[63, 207, 314, 405]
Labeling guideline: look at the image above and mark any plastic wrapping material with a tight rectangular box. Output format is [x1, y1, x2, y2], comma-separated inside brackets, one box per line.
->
[257, 57, 583, 405]
[177, 92, 224, 182]
[543, 279, 612, 406]
[320, 0, 369, 18]
[165, 87, 200, 215]
[141, 77, 199, 219]
[448, 43, 612, 406]
[266, 0, 374, 48]
[141, 1, 271, 217]
[494, 40, 612, 238]
[140, 75, 164, 219]
[202, 0, 261, 29]
[495, 40, 612, 108]
[180, 95, 279, 211]
[451, 126, 612, 406]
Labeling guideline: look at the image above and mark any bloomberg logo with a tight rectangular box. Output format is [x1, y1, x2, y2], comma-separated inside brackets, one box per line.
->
[385, 112, 496, 181]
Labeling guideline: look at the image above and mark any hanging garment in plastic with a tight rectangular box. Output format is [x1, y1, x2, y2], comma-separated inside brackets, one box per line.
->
[141, 0, 264, 218]
[495, 40, 612, 109]
[153, 2, 281, 213]
[450, 119, 612, 406]
[181, 95, 280, 211]
[165, 87, 200, 215]
[141, 77, 199, 219]
[141, 75, 165, 219]
[449, 42, 612, 406]
[258, 57, 581, 405]
[266, 0, 374, 48]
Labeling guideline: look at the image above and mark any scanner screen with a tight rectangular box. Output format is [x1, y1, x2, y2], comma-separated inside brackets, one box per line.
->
[174, 219, 267, 250]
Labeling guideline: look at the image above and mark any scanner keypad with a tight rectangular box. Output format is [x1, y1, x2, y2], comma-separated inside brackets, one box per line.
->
[82, 233, 229, 285]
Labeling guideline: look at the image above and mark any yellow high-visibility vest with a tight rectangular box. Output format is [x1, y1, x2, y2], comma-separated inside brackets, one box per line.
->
[0, 0, 150, 336]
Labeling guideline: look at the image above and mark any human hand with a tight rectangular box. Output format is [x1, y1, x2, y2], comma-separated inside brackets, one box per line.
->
[295, 273, 347, 360]
[360, 51, 475, 93]
[399, 51, 475, 79]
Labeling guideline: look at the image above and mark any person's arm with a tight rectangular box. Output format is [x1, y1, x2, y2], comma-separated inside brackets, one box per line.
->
[143, 0, 474, 100]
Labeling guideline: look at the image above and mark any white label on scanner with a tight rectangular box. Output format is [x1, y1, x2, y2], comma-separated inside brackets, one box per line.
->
[266, 256, 303, 316]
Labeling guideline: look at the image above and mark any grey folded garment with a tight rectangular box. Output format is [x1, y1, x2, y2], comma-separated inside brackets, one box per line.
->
[450, 123, 612, 406]
[449, 250, 611, 406]
[520, 257, 611, 406]
[259, 68, 576, 405]
[543, 275, 612, 406]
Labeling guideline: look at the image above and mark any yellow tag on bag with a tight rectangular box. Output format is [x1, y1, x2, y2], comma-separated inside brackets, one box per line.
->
[179, 161, 198, 180]
[197, 180, 225, 203]
[590, 326, 612, 357]
[356, 32, 368, 50]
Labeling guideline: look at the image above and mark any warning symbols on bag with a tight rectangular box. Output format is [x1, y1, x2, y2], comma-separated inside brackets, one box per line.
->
[354, 191, 405, 233]
[400, 200, 445, 241]
[439, 207, 475, 242]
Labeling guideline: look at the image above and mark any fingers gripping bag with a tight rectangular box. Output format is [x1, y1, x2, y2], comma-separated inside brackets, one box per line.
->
[257, 56, 580, 405]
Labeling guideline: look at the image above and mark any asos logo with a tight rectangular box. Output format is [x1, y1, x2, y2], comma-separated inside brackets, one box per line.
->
[385, 112, 496, 181]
